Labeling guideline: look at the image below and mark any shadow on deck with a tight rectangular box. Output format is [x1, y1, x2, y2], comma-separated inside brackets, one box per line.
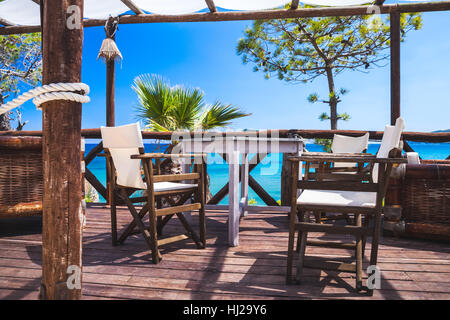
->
[0, 203, 449, 300]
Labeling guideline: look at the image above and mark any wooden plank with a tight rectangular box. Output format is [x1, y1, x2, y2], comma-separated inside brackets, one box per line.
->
[1, 206, 450, 300]
[158, 234, 189, 246]
[120, 0, 144, 15]
[0, 136, 41, 150]
[390, 12, 401, 125]
[0, 17, 17, 27]
[295, 222, 370, 236]
[84, 168, 107, 199]
[152, 173, 200, 182]
[2, 1, 450, 35]
[205, 0, 217, 13]
[156, 203, 201, 216]
[306, 240, 356, 250]
[40, 0, 84, 300]
[0, 202, 42, 218]
[208, 153, 265, 205]
[83, 141, 103, 165]
[248, 176, 279, 206]
[304, 260, 357, 273]
[297, 180, 378, 192]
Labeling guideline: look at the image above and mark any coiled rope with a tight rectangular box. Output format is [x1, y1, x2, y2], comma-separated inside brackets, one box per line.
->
[0, 82, 90, 115]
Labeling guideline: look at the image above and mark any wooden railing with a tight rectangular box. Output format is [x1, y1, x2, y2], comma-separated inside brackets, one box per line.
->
[2, 128, 450, 142]
[1, 129, 449, 206]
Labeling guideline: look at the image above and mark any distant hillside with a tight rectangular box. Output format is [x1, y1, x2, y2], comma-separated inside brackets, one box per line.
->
[433, 129, 450, 133]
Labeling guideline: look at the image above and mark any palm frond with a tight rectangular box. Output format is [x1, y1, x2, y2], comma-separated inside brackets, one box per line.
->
[132, 74, 251, 132]
[172, 86, 205, 130]
[132, 74, 175, 129]
[200, 102, 251, 130]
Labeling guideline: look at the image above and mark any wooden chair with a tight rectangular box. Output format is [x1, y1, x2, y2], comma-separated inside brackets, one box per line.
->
[101, 123, 206, 264]
[287, 118, 406, 295]
[306, 133, 370, 224]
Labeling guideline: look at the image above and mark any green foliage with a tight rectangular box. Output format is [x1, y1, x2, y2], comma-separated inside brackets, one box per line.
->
[133, 74, 250, 131]
[237, 4, 422, 129]
[248, 198, 257, 206]
[0, 32, 41, 129]
[0, 33, 42, 95]
[314, 138, 332, 152]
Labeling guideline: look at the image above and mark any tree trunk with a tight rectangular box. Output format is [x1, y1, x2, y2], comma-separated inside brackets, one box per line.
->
[325, 67, 338, 130]
[0, 94, 11, 131]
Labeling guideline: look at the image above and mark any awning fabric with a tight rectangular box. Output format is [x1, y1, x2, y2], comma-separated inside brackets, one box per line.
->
[0, 0, 439, 26]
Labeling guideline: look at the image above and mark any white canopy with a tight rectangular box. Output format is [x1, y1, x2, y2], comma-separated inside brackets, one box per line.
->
[0, 0, 439, 26]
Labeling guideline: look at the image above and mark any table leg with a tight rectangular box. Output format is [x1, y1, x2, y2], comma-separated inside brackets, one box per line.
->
[181, 157, 192, 224]
[228, 150, 240, 247]
[240, 153, 249, 217]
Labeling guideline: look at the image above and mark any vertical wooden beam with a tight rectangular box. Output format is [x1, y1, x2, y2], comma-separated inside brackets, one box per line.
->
[390, 12, 401, 125]
[290, 0, 299, 10]
[40, 0, 84, 300]
[106, 48, 115, 127]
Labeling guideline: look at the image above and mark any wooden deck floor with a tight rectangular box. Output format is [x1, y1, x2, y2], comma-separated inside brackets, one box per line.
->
[0, 204, 449, 300]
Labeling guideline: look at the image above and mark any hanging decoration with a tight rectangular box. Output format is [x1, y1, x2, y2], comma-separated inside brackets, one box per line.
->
[97, 16, 122, 63]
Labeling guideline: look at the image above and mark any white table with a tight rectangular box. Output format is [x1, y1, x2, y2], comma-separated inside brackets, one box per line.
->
[179, 136, 303, 247]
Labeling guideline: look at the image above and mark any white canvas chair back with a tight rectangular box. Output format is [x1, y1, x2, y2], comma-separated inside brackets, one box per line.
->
[101, 122, 146, 189]
[372, 117, 405, 183]
[331, 132, 369, 168]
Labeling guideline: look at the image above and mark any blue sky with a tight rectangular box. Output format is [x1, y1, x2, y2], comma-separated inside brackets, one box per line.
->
[17, 7, 450, 132]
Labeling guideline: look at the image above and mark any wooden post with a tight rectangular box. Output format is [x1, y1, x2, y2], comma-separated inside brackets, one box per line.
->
[40, 0, 84, 300]
[106, 41, 115, 127]
[390, 12, 401, 125]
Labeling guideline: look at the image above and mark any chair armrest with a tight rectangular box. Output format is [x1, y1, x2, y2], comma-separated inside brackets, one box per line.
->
[131, 153, 206, 160]
[302, 152, 370, 157]
[289, 154, 406, 164]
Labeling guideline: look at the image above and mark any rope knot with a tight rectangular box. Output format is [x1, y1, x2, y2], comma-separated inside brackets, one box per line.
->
[0, 82, 90, 115]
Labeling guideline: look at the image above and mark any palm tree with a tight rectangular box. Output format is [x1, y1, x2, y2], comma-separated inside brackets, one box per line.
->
[133, 74, 250, 132]
[133, 74, 251, 200]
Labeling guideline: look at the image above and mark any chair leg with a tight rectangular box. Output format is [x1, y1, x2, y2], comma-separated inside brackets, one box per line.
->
[295, 229, 308, 284]
[198, 199, 206, 248]
[110, 190, 118, 246]
[313, 211, 322, 224]
[118, 203, 149, 244]
[156, 198, 163, 236]
[355, 214, 363, 291]
[286, 207, 298, 284]
[119, 190, 156, 259]
[367, 212, 382, 296]
[176, 212, 203, 249]
[296, 210, 308, 252]
[148, 206, 160, 264]
[194, 177, 206, 248]
[362, 216, 370, 258]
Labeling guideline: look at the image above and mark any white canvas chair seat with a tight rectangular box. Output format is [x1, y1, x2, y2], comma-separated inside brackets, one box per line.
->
[116, 181, 198, 192]
[297, 190, 376, 208]
[154, 182, 198, 192]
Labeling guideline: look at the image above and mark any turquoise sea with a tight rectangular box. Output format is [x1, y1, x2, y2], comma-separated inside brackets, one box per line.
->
[86, 142, 450, 205]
